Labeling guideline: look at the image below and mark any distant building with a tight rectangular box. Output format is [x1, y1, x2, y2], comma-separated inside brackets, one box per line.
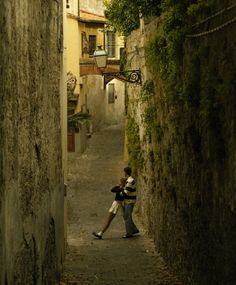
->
[79, 0, 126, 131]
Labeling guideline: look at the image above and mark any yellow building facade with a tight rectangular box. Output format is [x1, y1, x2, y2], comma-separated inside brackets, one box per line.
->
[66, 0, 126, 151]
[66, 1, 81, 113]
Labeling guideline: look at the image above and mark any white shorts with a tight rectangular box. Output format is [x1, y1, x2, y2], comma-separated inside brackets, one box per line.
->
[108, 201, 121, 215]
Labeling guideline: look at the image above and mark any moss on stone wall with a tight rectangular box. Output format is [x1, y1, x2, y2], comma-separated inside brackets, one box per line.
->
[126, 112, 143, 176]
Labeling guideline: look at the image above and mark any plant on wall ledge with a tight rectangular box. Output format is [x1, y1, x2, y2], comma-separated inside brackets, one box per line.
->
[68, 112, 91, 133]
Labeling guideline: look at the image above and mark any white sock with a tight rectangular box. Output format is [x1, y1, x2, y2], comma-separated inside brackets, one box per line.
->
[98, 231, 103, 236]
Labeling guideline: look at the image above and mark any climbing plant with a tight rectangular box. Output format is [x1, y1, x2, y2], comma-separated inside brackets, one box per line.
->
[126, 112, 143, 175]
[140, 80, 157, 138]
[140, 80, 155, 102]
[104, 0, 161, 35]
[144, 0, 232, 167]
[145, 0, 216, 104]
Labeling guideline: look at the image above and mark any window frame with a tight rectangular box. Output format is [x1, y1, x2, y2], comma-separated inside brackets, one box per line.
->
[107, 31, 116, 58]
[89, 35, 97, 56]
[108, 83, 115, 104]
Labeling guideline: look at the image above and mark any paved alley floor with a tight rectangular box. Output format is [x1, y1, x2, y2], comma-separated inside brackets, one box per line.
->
[61, 125, 183, 285]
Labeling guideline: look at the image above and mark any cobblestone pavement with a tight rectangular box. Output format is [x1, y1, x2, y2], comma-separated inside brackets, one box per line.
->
[60, 125, 183, 285]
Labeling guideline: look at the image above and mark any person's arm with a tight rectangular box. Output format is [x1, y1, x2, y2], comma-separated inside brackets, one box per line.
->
[111, 185, 122, 193]
[123, 178, 135, 195]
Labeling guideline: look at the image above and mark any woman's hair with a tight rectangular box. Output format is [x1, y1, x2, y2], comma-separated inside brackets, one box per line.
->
[124, 166, 132, 176]
[120, 177, 127, 186]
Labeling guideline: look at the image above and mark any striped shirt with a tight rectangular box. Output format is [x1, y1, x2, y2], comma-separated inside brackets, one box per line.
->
[123, 176, 136, 204]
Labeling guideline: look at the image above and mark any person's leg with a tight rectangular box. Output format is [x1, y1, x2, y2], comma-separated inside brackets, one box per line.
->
[123, 203, 139, 237]
[93, 212, 116, 239]
[123, 203, 135, 236]
[129, 212, 138, 233]
[93, 201, 119, 239]
[101, 212, 116, 233]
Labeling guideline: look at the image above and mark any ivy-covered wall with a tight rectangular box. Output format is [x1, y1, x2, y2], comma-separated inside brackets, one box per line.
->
[125, 2, 236, 285]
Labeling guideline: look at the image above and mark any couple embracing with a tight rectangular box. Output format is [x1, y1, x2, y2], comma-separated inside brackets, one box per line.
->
[93, 166, 139, 239]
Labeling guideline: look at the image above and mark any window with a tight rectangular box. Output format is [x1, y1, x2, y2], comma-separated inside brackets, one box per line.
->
[89, 35, 96, 56]
[107, 31, 116, 58]
[81, 32, 89, 55]
[108, 84, 115, 104]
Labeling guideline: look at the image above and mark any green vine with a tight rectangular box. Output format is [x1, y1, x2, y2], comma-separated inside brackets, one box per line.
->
[120, 48, 127, 72]
[146, 3, 188, 104]
[140, 80, 155, 102]
[187, 0, 214, 16]
[142, 106, 156, 136]
[145, 0, 217, 105]
[126, 113, 143, 175]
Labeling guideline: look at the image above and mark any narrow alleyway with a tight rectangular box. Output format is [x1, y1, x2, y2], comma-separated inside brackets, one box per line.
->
[61, 125, 183, 285]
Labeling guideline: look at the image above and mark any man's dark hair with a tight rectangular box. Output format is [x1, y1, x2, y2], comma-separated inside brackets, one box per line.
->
[124, 166, 132, 176]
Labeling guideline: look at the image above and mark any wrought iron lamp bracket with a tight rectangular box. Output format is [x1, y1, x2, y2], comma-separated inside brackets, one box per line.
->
[103, 69, 142, 88]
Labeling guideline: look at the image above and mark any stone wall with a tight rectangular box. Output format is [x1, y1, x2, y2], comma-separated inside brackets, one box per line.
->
[126, 10, 236, 285]
[0, 1, 64, 284]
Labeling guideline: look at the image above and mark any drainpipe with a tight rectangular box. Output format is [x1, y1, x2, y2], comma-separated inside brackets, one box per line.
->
[60, 0, 68, 261]
[103, 27, 106, 51]
[60, 0, 67, 185]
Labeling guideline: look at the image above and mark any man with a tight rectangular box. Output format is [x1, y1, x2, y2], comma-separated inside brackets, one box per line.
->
[122, 166, 139, 238]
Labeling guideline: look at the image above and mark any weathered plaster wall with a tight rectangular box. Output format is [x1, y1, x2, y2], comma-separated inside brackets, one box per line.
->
[105, 80, 125, 126]
[126, 12, 236, 285]
[83, 75, 107, 131]
[0, 1, 64, 284]
[80, 0, 104, 16]
[83, 76, 125, 131]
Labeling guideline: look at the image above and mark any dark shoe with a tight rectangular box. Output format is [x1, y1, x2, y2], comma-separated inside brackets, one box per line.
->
[92, 232, 102, 239]
[133, 230, 140, 235]
[122, 234, 133, 239]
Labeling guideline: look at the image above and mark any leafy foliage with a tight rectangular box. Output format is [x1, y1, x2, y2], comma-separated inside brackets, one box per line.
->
[146, 1, 198, 103]
[145, 0, 217, 105]
[104, 0, 161, 35]
[135, 0, 161, 17]
[68, 112, 91, 132]
[187, 0, 214, 16]
[104, 0, 139, 35]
